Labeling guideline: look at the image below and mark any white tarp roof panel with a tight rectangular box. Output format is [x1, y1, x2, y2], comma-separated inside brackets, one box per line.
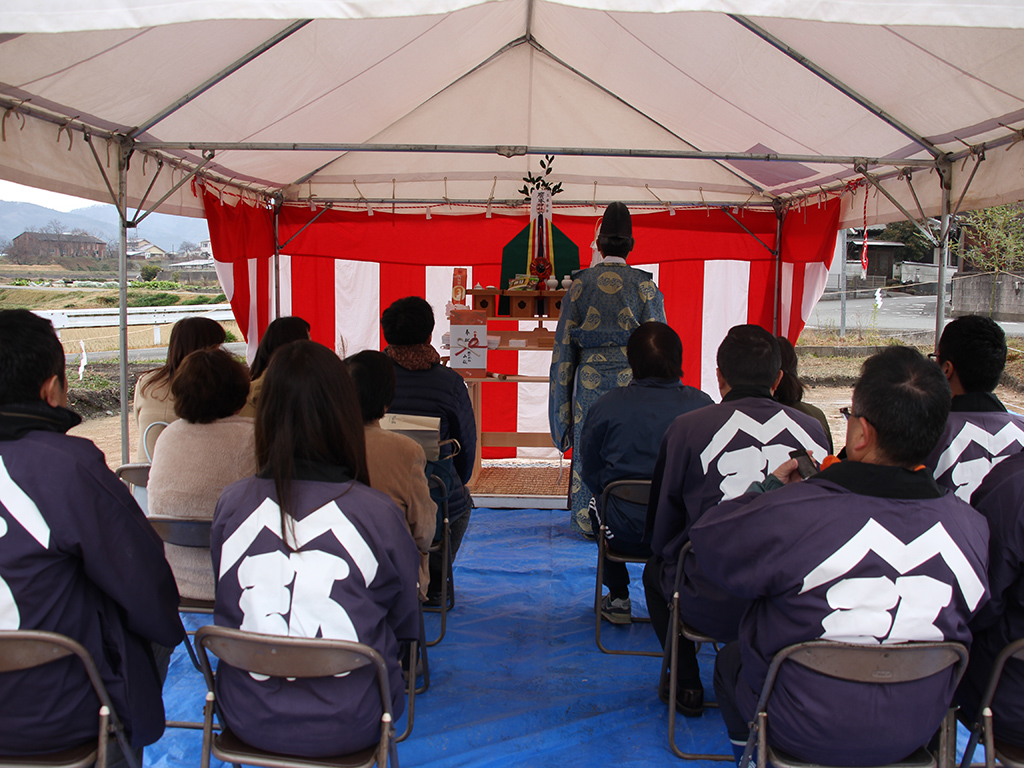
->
[1, 0, 1022, 226]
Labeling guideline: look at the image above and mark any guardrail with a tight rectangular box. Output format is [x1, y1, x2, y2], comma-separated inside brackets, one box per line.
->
[34, 305, 235, 344]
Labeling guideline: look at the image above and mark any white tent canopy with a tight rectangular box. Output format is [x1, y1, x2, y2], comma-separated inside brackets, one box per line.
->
[2, 0, 1024, 226]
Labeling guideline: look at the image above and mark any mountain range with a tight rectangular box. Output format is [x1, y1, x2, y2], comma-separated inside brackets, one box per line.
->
[0, 199, 210, 253]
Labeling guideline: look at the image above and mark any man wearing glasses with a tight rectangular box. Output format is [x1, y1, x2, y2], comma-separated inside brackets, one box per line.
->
[692, 346, 990, 765]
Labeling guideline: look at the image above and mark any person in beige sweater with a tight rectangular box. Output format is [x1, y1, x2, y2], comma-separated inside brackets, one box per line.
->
[147, 347, 256, 601]
[133, 316, 226, 461]
[345, 349, 437, 599]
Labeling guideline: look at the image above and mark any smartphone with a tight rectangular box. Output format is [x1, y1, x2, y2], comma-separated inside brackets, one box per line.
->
[789, 448, 819, 479]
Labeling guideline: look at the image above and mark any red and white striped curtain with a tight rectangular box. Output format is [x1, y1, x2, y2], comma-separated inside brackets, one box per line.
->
[206, 191, 840, 459]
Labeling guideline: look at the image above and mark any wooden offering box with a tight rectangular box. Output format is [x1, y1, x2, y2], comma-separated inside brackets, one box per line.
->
[468, 288, 566, 319]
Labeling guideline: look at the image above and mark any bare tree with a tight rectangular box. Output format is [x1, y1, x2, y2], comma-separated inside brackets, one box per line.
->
[43, 219, 69, 258]
[954, 202, 1024, 316]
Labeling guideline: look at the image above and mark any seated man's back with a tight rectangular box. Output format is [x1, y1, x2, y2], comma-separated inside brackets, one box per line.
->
[926, 315, 1024, 500]
[957, 450, 1024, 746]
[581, 322, 712, 546]
[0, 309, 183, 753]
[696, 346, 989, 765]
[647, 326, 828, 639]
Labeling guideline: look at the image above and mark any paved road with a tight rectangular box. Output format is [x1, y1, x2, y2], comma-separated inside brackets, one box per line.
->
[807, 294, 1024, 338]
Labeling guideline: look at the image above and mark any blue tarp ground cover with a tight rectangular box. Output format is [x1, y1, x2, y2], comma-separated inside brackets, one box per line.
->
[146, 506, 981, 767]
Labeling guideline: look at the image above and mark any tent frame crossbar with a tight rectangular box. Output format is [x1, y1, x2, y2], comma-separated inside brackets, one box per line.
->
[134, 140, 939, 168]
[728, 15, 941, 158]
[132, 151, 216, 228]
[286, 197, 778, 209]
[129, 20, 312, 139]
[855, 163, 940, 246]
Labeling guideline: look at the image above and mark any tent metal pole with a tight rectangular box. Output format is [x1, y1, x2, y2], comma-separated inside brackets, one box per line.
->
[295, 197, 778, 209]
[839, 228, 848, 338]
[129, 20, 313, 139]
[773, 204, 785, 335]
[728, 15, 940, 158]
[273, 199, 282, 320]
[721, 207, 776, 255]
[117, 143, 130, 466]
[135, 140, 938, 168]
[855, 164, 939, 246]
[935, 183, 952, 349]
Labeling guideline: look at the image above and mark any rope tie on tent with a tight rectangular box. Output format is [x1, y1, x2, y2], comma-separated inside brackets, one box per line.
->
[56, 117, 79, 150]
[998, 122, 1024, 150]
[644, 184, 674, 215]
[487, 177, 496, 218]
[592, 181, 598, 211]
[699, 187, 709, 216]
[351, 180, 372, 215]
[392, 178, 396, 216]
[443, 177, 451, 210]
[1, 102, 26, 142]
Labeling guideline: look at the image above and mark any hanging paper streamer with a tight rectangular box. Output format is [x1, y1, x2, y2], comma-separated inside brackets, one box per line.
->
[528, 189, 553, 282]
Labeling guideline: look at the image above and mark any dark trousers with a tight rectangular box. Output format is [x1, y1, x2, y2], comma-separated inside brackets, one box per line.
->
[642, 555, 702, 690]
[712, 641, 751, 743]
[590, 505, 650, 594]
[428, 502, 471, 597]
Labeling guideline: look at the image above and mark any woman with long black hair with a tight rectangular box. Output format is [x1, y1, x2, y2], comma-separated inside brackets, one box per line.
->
[211, 340, 420, 757]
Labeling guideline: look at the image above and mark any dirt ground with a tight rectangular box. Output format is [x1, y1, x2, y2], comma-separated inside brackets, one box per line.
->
[69, 355, 1024, 472]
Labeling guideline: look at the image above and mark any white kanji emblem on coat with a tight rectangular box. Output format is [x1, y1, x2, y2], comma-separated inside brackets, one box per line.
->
[934, 421, 1024, 501]
[800, 519, 985, 643]
[219, 497, 379, 645]
[0, 457, 53, 630]
[700, 411, 828, 500]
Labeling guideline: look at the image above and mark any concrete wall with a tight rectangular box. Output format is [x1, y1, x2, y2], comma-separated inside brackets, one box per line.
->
[952, 271, 1024, 321]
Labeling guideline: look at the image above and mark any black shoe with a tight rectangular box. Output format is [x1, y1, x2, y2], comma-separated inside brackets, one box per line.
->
[658, 675, 704, 717]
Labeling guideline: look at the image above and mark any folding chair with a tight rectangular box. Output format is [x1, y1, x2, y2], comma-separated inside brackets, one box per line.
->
[660, 540, 731, 761]
[0, 629, 140, 768]
[959, 638, 1024, 768]
[593, 479, 659, 657]
[141, 420, 168, 464]
[115, 463, 151, 515]
[146, 515, 215, 731]
[741, 640, 968, 768]
[424, 473, 453, 646]
[195, 625, 410, 768]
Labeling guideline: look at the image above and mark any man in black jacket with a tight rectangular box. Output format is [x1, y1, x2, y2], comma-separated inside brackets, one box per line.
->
[926, 315, 1024, 500]
[0, 309, 183, 762]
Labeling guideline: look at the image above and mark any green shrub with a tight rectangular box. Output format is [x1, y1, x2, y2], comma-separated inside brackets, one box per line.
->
[139, 264, 161, 282]
[127, 292, 179, 307]
[129, 279, 181, 291]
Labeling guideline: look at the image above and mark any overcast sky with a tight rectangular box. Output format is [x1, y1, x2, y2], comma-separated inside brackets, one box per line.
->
[0, 180, 94, 212]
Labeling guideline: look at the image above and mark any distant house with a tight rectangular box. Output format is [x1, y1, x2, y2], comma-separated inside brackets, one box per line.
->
[198, 239, 213, 257]
[13, 230, 106, 259]
[127, 238, 167, 260]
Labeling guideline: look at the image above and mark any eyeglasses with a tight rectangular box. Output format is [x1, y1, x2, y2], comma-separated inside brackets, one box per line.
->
[841, 406, 871, 425]
[927, 352, 939, 361]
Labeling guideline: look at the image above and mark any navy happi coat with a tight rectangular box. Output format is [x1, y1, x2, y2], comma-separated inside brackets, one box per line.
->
[958, 451, 1024, 746]
[647, 390, 829, 639]
[0, 402, 182, 752]
[692, 461, 989, 765]
[926, 392, 1024, 502]
[212, 469, 420, 757]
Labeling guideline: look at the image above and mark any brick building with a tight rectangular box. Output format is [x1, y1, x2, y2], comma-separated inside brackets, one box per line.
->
[13, 231, 107, 259]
